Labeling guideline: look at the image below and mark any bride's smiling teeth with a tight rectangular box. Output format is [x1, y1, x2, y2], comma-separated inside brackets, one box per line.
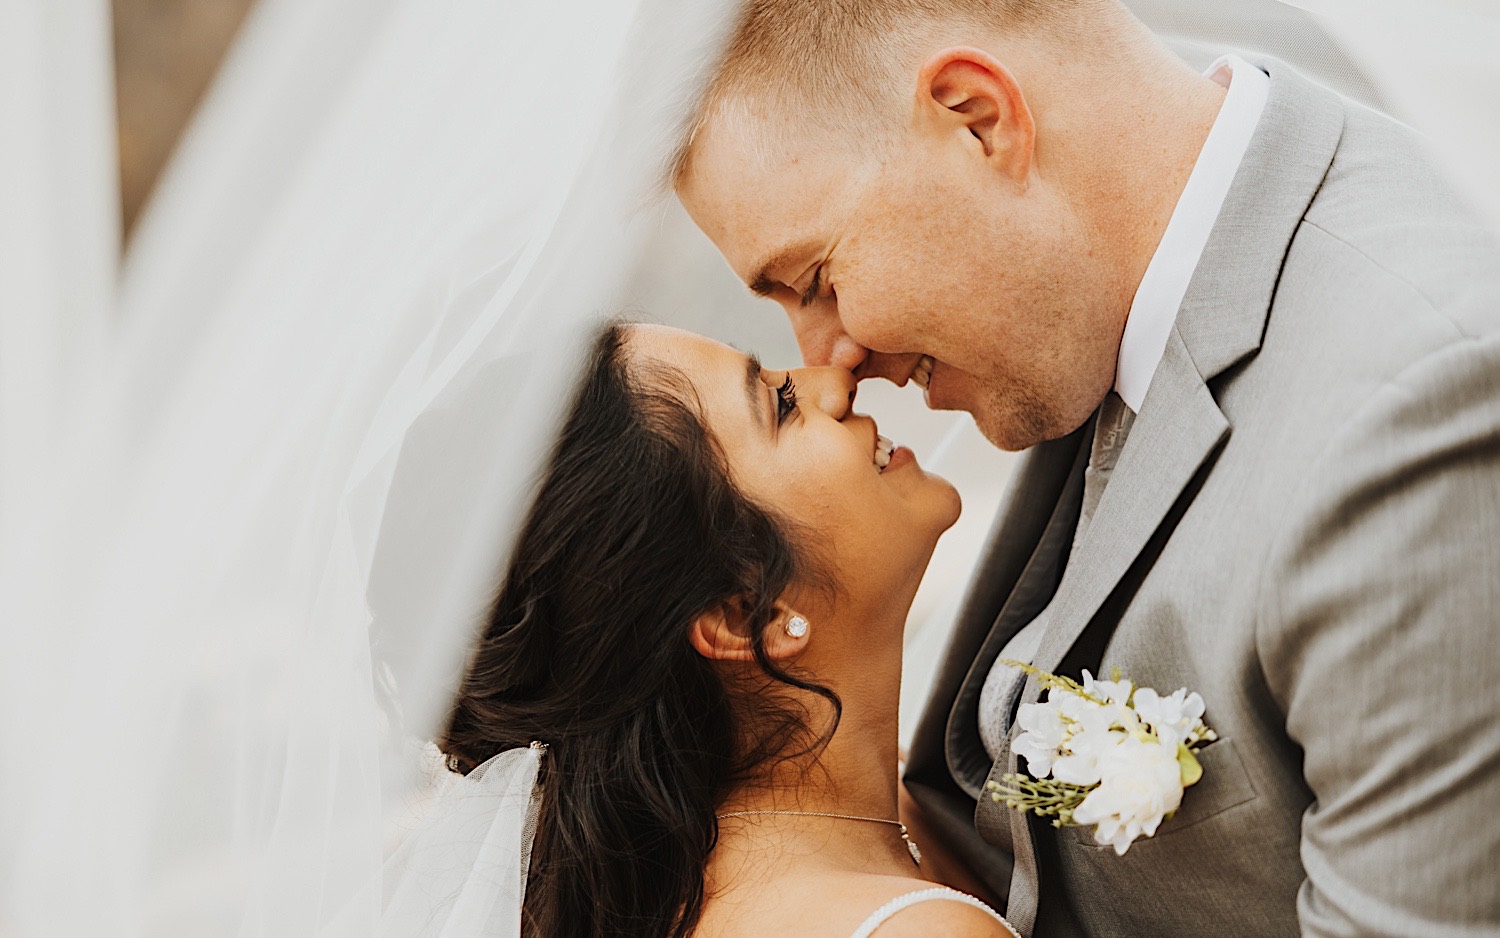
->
[911, 355, 935, 390]
[874, 434, 895, 472]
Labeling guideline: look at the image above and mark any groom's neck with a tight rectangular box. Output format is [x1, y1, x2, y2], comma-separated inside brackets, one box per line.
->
[1011, 24, 1230, 313]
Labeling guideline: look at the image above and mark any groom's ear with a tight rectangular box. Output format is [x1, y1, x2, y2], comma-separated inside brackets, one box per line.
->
[915, 47, 1035, 185]
[687, 599, 803, 664]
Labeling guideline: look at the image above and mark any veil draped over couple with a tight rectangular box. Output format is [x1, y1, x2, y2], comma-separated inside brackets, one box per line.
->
[3, 0, 1500, 936]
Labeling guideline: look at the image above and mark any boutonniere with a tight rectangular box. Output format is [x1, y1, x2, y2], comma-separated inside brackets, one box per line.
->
[987, 662, 1217, 856]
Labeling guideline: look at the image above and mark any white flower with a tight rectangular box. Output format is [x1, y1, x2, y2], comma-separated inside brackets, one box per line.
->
[1050, 728, 1122, 786]
[1080, 669, 1134, 707]
[1072, 735, 1185, 856]
[1050, 698, 1121, 786]
[1012, 698, 1067, 778]
[993, 665, 1215, 858]
[1132, 687, 1207, 747]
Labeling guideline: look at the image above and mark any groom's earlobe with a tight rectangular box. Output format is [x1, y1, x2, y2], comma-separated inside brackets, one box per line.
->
[919, 47, 1035, 184]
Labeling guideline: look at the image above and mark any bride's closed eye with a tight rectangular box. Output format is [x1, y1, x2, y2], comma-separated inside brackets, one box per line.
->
[776, 375, 799, 425]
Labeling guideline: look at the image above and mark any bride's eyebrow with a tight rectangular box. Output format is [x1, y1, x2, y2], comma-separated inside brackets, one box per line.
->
[744, 355, 767, 429]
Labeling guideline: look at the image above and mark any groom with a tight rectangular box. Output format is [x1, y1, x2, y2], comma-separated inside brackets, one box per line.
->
[675, 0, 1500, 935]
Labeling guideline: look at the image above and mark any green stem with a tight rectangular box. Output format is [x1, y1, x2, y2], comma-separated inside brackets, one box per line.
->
[998, 659, 1109, 706]
[988, 773, 1092, 828]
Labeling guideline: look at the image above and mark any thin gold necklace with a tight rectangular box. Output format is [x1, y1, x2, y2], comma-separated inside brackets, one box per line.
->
[715, 809, 922, 866]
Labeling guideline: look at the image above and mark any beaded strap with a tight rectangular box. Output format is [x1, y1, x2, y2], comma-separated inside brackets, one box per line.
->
[849, 886, 1015, 938]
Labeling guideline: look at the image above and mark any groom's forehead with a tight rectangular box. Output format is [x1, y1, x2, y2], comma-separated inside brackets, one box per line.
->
[679, 127, 867, 263]
[680, 109, 860, 205]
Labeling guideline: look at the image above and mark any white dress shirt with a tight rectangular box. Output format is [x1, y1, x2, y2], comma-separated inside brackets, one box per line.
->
[1114, 55, 1270, 411]
[977, 56, 1271, 762]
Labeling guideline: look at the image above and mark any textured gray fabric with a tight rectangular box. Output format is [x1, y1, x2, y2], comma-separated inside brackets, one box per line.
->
[978, 394, 1136, 762]
[976, 607, 1047, 763]
[904, 58, 1500, 938]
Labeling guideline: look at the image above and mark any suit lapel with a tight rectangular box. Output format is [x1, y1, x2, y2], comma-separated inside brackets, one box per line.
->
[943, 426, 1091, 798]
[1001, 60, 1347, 935]
[906, 424, 1090, 809]
[1027, 329, 1228, 678]
[1021, 58, 1346, 694]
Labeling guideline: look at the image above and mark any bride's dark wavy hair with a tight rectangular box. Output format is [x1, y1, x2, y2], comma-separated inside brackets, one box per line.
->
[440, 321, 840, 937]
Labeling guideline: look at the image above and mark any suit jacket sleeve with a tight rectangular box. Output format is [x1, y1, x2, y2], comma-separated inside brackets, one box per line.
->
[1257, 331, 1500, 937]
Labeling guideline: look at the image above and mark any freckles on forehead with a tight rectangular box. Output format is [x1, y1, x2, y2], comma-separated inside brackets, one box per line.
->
[679, 119, 853, 270]
[679, 135, 784, 252]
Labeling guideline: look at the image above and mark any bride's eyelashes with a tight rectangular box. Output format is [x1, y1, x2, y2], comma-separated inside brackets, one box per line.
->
[776, 375, 799, 424]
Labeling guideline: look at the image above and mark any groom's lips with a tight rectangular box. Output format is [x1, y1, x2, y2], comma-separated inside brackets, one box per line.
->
[902, 354, 936, 389]
[910, 355, 944, 408]
[920, 358, 968, 412]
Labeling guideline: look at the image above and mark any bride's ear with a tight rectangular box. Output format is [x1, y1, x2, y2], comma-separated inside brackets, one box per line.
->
[687, 599, 808, 663]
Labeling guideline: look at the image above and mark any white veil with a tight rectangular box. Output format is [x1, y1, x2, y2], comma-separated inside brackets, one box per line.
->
[1, 1, 1498, 936]
[0, 1, 735, 934]
[326, 744, 547, 938]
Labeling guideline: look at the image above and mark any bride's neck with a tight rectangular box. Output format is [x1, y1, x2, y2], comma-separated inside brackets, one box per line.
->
[715, 602, 912, 874]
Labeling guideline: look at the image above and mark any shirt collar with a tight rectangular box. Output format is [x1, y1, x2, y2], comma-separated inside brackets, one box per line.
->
[1113, 54, 1270, 413]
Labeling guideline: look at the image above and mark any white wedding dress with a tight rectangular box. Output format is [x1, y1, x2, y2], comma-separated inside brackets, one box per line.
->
[1, 1, 1497, 935]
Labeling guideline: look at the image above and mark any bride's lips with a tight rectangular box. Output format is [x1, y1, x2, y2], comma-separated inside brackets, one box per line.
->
[869, 418, 918, 475]
[882, 445, 915, 473]
[871, 428, 917, 475]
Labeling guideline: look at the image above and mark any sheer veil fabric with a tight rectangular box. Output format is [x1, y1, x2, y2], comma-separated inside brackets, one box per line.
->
[1, 2, 1497, 936]
[326, 745, 546, 938]
[0, 1, 736, 934]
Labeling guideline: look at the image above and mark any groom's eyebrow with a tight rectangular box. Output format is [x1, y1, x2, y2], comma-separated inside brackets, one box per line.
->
[747, 241, 819, 296]
[745, 355, 766, 429]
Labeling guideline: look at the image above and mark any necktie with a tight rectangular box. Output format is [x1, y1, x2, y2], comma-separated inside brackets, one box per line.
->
[977, 392, 1137, 761]
[1076, 391, 1135, 544]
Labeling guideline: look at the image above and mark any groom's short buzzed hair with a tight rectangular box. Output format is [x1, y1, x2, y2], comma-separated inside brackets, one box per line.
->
[675, 0, 1095, 179]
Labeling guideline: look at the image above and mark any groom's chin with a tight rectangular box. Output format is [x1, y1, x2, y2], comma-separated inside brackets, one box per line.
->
[972, 405, 1053, 453]
[959, 377, 1084, 452]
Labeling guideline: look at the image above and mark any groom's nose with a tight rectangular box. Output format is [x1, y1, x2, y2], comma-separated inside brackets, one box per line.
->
[785, 301, 868, 372]
[784, 298, 910, 386]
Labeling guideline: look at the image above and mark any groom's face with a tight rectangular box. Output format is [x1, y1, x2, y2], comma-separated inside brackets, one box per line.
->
[677, 105, 1117, 451]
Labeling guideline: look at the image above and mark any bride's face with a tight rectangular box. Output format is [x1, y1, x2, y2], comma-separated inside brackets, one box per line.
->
[629, 325, 960, 606]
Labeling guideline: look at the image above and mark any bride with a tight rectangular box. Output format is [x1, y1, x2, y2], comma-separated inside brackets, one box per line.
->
[432, 321, 1014, 936]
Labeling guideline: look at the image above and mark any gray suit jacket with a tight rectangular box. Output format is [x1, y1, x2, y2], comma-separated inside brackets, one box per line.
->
[905, 59, 1500, 937]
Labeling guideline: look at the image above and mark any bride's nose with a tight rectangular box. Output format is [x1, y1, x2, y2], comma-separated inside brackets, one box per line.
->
[792, 366, 857, 420]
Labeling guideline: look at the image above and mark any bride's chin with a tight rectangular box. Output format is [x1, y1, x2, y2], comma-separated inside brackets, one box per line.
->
[920, 480, 963, 534]
[902, 464, 962, 530]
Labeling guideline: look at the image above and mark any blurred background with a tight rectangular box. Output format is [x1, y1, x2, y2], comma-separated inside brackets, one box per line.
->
[114, 0, 255, 243]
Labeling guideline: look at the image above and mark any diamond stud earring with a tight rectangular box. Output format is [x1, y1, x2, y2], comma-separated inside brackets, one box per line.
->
[784, 615, 809, 639]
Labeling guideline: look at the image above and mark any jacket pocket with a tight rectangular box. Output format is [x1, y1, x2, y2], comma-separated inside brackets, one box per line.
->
[1065, 737, 1259, 846]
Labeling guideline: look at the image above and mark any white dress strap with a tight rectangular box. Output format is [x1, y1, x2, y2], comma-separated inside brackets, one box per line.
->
[849, 886, 1014, 938]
